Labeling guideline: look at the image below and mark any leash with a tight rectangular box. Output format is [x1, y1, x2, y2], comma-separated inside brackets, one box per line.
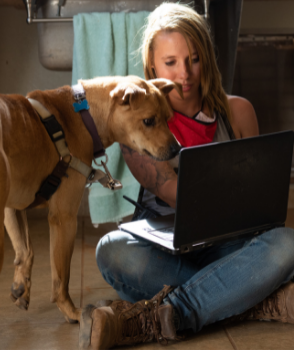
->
[26, 86, 122, 209]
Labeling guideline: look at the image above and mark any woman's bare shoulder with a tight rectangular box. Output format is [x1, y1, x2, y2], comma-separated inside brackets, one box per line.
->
[227, 95, 259, 139]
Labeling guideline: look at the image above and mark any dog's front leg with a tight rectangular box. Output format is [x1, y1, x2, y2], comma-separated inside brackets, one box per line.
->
[48, 172, 85, 323]
[4, 208, 33, 310]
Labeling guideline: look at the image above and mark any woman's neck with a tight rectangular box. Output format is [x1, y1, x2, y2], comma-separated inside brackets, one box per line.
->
[170, 95, 202, 118]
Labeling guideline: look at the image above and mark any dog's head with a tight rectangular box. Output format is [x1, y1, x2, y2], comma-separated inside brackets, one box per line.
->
[108, 76, 182, 161]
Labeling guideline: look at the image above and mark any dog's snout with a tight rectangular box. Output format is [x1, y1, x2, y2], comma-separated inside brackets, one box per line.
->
[170, 142, 182, 157]
[152, 141, 181, 161]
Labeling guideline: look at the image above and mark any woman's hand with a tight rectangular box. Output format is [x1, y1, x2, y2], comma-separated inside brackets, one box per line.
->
[120, 144, 178, 208]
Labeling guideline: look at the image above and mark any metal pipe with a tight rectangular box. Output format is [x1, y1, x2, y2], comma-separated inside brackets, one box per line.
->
[28, 17, 73, 23]
[203, 0, 210, 19]
[25, 0, 34, 24]
[26, 14, 215, 24]
[25, 0, 72, 24]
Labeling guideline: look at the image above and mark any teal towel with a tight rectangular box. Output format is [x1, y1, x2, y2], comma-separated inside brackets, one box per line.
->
[72, 12, 149, 224]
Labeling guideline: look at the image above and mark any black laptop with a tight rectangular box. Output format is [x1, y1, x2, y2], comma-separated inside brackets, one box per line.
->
[119, 131, 294, 255]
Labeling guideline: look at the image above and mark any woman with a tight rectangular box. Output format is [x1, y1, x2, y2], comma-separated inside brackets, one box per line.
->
[88, 3, 294, 349]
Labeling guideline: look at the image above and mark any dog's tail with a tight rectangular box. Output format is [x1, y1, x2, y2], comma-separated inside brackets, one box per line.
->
[0, 117, 10, 272]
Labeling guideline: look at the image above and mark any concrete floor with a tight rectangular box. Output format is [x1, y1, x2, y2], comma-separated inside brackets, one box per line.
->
[0, 209, 294, 350]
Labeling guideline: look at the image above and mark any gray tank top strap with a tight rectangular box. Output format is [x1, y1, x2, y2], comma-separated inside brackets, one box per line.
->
[220, 113, 236, 140]
[213, 112, 236, 142]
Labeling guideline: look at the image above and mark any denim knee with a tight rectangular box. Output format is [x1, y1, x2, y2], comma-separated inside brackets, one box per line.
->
[265, 226, 294, 254]
[96, 230, 125, 274]
[261, 227, 294, 280]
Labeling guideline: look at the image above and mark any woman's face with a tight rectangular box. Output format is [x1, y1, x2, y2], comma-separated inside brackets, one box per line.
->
[152, 31, 201, 105]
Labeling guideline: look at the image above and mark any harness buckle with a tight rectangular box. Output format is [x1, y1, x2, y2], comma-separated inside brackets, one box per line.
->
[72, 83, 86, 101]
[41, 115, 65, 142]
[74, 92, 86, 101]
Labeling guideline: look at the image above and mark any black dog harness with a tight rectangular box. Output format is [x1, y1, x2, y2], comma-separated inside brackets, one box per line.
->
[26, 84, 122, 209]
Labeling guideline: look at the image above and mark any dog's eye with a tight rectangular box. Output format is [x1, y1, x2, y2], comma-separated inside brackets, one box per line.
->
[143, 118, 155, 127]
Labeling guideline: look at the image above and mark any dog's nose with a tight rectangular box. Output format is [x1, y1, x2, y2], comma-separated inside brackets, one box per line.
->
[170, 142, 182, 157]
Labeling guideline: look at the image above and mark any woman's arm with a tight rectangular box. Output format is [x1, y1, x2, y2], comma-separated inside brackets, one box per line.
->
[228, 96, 259, 139]
[120, 144, 178, 208]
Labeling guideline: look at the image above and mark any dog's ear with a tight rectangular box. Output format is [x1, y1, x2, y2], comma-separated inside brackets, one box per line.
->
[150, 78, 183, 99]
[110, 84, 146, 110]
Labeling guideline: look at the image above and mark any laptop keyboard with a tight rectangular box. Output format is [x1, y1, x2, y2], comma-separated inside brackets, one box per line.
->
[148, 227, 174, 242]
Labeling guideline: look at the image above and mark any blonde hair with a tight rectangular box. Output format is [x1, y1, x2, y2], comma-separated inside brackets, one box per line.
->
[142, 2, 231, 120]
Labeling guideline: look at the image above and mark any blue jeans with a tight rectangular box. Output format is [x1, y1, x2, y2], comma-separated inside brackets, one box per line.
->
[96, 227, 294, 332]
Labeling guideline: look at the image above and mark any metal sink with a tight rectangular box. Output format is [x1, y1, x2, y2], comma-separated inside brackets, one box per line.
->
[35, 0, 194, 71]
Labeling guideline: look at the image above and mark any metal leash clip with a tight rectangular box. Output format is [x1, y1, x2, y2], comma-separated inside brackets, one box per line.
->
[93, 154, 123, 190]
[99, 160, 123, 190]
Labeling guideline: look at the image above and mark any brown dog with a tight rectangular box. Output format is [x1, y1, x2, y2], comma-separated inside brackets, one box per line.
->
[0, 75, 182, 323]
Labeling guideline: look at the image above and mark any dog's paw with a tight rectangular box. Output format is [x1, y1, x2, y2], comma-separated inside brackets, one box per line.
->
[15, 297, 29, 310]
[10, 282, 29, 310]
[10, 282, 25, 299]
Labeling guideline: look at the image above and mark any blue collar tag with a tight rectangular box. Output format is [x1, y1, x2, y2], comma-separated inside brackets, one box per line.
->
[73, 99, 90, 113]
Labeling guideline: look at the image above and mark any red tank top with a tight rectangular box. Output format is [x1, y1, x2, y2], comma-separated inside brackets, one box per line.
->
[167, 110, 217, 147]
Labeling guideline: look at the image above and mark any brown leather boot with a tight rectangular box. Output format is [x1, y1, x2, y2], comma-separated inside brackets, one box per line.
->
[225, 281, 294, 324]
[79, 285, 180, 349]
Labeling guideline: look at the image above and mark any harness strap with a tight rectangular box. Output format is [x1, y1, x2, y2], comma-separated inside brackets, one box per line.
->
[26, 159, 69, 209]
[28, 98, 93, 178]
[26, 98, 93, 208]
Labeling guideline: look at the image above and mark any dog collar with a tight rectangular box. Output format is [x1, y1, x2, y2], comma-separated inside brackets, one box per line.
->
[72, 83, 105, 159]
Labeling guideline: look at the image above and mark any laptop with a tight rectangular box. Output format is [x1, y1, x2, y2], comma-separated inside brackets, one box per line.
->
[119, 131, 294, 255]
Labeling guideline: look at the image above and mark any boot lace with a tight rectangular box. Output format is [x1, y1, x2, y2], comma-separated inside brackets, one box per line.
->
[119, 301, 166, 344]
[117, 286, 173, 345]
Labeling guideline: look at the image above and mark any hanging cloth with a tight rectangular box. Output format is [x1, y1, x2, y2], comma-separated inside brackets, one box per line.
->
[167, 109, 217, 147]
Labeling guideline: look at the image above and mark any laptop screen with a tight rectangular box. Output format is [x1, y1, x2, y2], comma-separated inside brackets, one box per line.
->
[173, 131, 294, 248]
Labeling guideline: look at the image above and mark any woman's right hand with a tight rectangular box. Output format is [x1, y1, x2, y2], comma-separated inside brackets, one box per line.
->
[120, 144, 178, 208]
